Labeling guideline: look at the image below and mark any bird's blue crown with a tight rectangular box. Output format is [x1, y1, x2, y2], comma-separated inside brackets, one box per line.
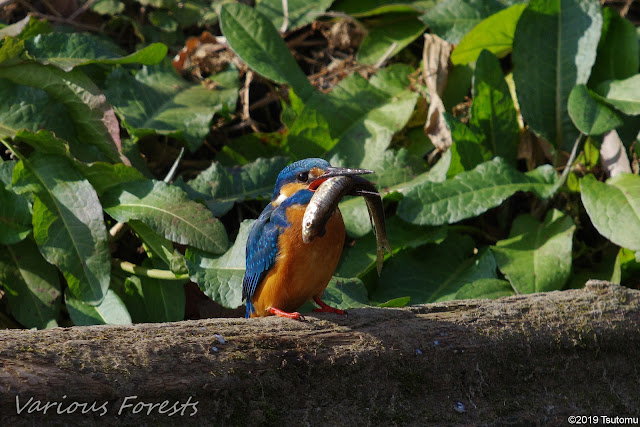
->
[272, 158, 330, 199]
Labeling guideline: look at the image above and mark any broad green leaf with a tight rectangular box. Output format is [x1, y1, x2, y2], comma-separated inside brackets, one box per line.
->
[581, 173, 640, 251]
[76, 162, 146, 196]
[256, 0, 334, 31]
[91, 0, 125, 15]
[492, 210, 575, 293]
[451, 3, 527, 65]
[130, 220, 188, 275]
[445, 116, 491, 176]
[385, 149, 452, 196]
[420, 0, 505, 44]
[0, 161, 31, 245]
[12, 153, 110, 305]
[0, 81, 79, 150]
[13, 130, 146, 193]
[220, 3, 315, 101]
[336, 216, 447, 278]
[455, 278, 514, 300]
[66, 289, 132, 326]
[442, 64, 473, 109]
[397, 158, 558, 226]
[102, 180, 229, 254]
[0, 15, 52, 39]
[318, 277, 370, 310]
[138, 262, 186, 323]
[470, 50, 519, 165]
[513, 0, 602, 150]
[24, 33, 167, 71]
[186, 219, 253, 308]
[371, 234, 498, 304]
[285, 64, 419, 171]
[0, 62, 125, 163]
[357, 13, 426, 65]
[333, 0, 433, 16]
[588, 8, 639, 87]
[328, 66, 419, 169]
[596, 75, 640, 116]
[105, 63, 238, 151]
[568, 84, 623, 135]
[0, 239, 61, 329]
[180, 156, 290, 217]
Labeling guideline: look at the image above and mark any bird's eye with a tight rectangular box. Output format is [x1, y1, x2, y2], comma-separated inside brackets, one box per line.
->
[296, 171, 309, 182]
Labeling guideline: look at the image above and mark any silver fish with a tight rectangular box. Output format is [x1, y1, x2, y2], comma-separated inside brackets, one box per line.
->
[302, 176, 353, 244]
[302, 176, 391, 275]
[351, 177, 392, 276]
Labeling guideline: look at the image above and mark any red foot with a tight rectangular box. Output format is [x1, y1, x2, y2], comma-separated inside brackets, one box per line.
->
[269, 307, 304, 320]
[312, 297, 345, 315]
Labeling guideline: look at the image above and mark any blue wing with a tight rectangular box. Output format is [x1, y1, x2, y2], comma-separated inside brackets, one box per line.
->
[242, 190, 314, 317]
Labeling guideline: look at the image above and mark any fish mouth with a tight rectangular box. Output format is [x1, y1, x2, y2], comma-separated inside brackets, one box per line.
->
[309, 166, 374, 190]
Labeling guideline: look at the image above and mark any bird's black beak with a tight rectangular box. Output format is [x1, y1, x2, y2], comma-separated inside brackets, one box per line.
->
[309, 166, 374, 190]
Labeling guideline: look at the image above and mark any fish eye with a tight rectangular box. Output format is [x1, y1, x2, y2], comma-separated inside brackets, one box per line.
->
[296, 171, 309, 182]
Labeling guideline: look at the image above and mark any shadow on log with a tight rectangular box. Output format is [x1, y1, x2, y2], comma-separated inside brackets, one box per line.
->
[1, 280, 639, 425]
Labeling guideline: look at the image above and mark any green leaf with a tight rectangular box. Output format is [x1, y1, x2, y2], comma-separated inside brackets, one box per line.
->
[284, 64, 419, 170]
[256, 0, 334, 31]
[451, 3, 527, 65]
[76, 162, 146, 196]
[186, 219, 253, 309]
[130, 220, 188, 275]
[357, 13, 426, 65]
[336, 216, 447, 278]
[180, 156, 290, 217]
[376, 296, 411, 307]
[420, 0, 505, 44]
[0, 82, 81, 151]
[397, 158, 558, 226]
[90, 0, 125, 15]
[220, 2, 315, 101]
[65, 289, 132, 326]
[581, 173, 640, 251]
[588, 7, 639, 87]
[513, 0, 602, 150]
[24, 33, 167, 71]
[318, 277, 370, 310]
[12, 153, 111, 305]
[0, 161, 31, 245]
[595, 75, 640, 116]
[333, 0, 431, 16]
[0, 62, 125, 163]
[102, 180, 229, 254]
[105, 63, 238, 151]
[492, 210, 576, 293]
[137, 263, 186, 322]
[568, 84, 623, 135]
[0, 15, 52, 39]
[371, 234, 498, 304]
[470, 50, 519, 165]
[0, 239, 61, 329]
[326, 66, 419, 169]
[454, 278, 514, 300]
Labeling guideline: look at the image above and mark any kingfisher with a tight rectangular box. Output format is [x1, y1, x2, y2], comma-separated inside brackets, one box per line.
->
[243, 158, 373, 319]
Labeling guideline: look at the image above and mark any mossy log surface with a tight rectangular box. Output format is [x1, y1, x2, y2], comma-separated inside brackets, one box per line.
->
[1, 280, 639, 425]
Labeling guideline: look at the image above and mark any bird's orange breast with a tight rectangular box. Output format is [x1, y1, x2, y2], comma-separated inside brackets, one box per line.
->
[250, 205, 345, 316]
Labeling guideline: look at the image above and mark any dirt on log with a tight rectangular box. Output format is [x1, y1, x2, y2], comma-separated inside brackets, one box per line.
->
[0, 280, 639, 425]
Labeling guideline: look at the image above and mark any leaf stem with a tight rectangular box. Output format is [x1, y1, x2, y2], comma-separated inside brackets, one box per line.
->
[551, 132, 584, 195]
[112, 259, 190, 281]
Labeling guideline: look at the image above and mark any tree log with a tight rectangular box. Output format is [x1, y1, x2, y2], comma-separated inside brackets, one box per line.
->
[0, 280, 639, 425]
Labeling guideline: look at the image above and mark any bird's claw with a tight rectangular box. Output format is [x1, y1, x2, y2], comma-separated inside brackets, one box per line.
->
[268, 307, 305, 321]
